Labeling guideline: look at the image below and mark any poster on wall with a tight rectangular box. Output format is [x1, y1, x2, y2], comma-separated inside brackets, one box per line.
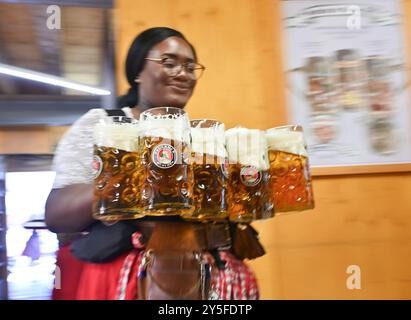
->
[281, 0, 411, 173]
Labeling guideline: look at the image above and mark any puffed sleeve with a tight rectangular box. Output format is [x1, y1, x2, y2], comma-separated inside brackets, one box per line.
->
[52, 108, 106, 189]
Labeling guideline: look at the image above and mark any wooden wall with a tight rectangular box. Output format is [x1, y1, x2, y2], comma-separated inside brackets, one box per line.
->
[115, 0, 411, 299]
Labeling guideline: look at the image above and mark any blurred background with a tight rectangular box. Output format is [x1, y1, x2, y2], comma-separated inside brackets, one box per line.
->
[0, 0, 411, 300]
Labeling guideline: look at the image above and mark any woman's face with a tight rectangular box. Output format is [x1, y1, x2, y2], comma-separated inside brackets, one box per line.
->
[138, 36, 197, 109]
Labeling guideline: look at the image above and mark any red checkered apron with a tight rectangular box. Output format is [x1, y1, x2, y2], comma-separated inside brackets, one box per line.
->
[75, 232, 259, 300]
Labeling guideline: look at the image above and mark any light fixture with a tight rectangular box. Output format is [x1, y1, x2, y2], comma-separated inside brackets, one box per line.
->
[0, 63, 111, 96]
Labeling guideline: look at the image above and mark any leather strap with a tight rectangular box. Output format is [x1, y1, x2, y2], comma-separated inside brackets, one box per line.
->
[135, 221, 232, 253]
[194, 223, 232, 251]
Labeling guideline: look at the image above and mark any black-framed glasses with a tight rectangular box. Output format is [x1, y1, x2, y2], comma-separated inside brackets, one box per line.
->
[145, 57, 206, 80]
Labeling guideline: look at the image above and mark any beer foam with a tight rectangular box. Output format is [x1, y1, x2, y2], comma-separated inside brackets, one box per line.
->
[140, 118, 190, 144]
[266, 129, 307, 156]
[191, 127, 227, 158]
[94, 122, 140, 152]
[225, 128, 269, 170]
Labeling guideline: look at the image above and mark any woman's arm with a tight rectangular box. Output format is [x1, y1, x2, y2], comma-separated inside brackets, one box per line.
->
[45, 184, 94, 233]
[45, 109, 105, 233]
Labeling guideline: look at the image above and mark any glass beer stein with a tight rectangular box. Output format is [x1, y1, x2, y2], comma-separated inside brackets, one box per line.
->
[266, 125, 315, 213]
[225, 128, 274, 223]
[183, 119, 229, 222]
[92, 116, 143, 221]
[139, 107, 194, 216]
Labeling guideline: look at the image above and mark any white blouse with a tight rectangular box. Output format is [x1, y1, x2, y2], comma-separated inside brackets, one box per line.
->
[52, 107, 135, 189]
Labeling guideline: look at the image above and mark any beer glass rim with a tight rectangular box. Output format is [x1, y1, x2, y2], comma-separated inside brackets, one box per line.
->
[140, 106, 187, 117]
[190, 119, 224, 128]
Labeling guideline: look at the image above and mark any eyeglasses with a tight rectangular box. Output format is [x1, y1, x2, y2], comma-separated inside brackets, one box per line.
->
[145, 57, 206, 80]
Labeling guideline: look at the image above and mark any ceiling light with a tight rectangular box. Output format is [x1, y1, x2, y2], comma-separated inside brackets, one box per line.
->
[0, 63, 111, 96]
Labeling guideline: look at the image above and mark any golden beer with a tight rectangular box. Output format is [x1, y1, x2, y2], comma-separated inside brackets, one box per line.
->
[139, 107, 194, 216]
[190, 153, 229, 221]
[184, 119, 229, 222]
[93, 146, 143, 220]
[266, 125, 314, 213]
[229, 164, 273, 223]
[139, 136, 193, 215]
[92, 116, 143, 221]
[225, 128, 274, 223]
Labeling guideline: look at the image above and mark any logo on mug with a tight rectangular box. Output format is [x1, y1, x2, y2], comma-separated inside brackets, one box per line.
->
[240, 165, 261, 187]
[221, 158, 230, 178]
[152, 144, 177, 169]
[92, 155, 103, 179]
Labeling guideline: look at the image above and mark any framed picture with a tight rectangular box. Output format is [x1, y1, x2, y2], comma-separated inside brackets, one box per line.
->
[281, 0, 411, 175]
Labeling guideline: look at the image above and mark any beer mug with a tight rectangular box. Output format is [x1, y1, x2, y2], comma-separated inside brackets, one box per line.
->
[225, 128, 273, 223]
[139, 107, 194, 216]
[92, 116, 143, 221]
[183, 119, 229, 222]
[266, 125, 315, 213]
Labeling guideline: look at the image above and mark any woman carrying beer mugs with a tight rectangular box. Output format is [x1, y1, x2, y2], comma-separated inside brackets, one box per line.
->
[45, 27, 259, 300]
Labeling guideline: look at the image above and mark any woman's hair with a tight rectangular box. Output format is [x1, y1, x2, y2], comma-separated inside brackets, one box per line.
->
[117, 27, 197, 109]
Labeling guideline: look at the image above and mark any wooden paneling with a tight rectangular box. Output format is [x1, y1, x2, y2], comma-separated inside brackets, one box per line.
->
[115, 0, 411, 299]
[0, 3, 106, 94]
[251, 173, 411, 299]
[61, 7, 105, 89]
